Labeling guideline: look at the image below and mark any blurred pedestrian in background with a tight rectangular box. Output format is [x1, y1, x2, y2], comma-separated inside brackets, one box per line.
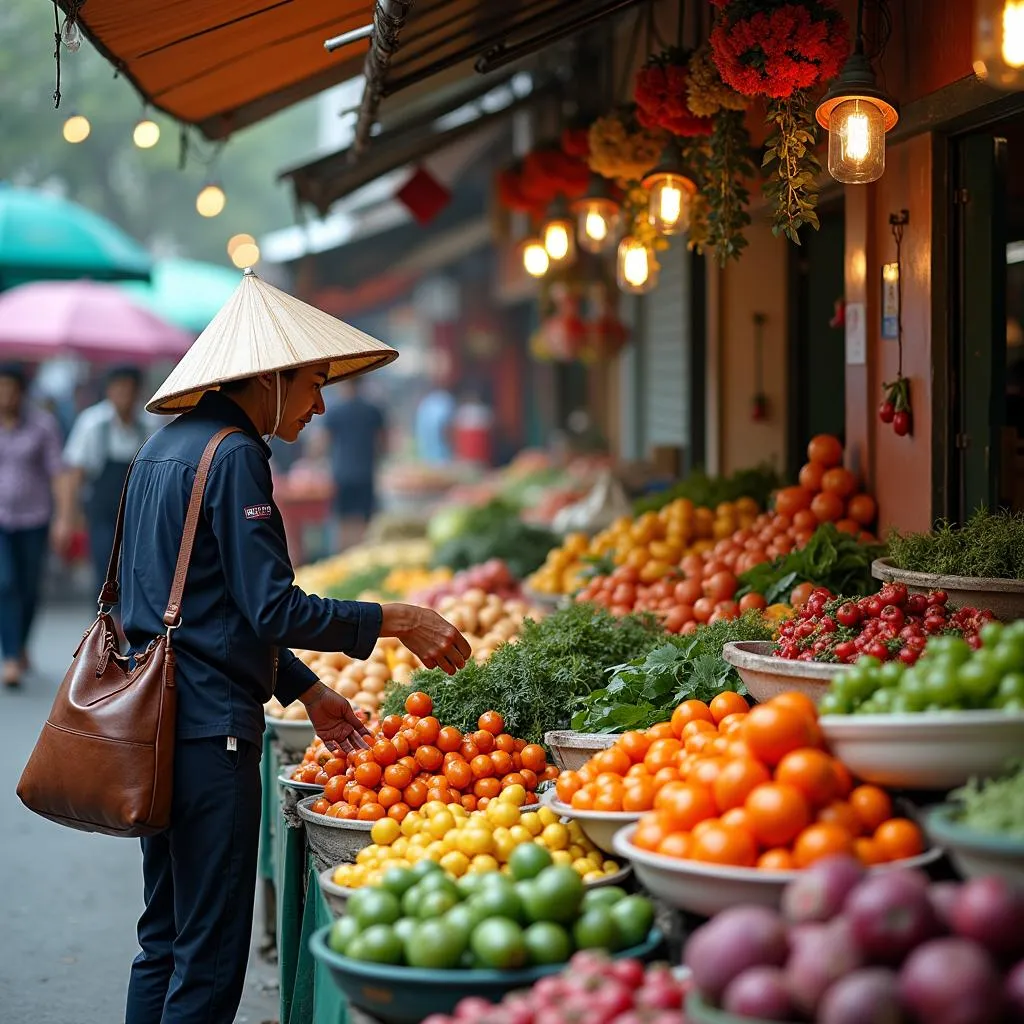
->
[53, 365, 150, 592]
[320, 378, 387, 551]
[0, 363, 65, 687]
[415, 367, 456, 465]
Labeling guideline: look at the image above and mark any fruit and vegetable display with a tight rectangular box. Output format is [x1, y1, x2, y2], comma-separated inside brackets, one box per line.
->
[819, 621, 1024, 715]
[684, 857, 1024, 1023]
[409, 559, 530, 608]
[296, 695, 558, 820]
[380, 603, 666, 744]
[432, 591, 537, 665]
[634, 464, 782, 516]
[570, 691, 926, 870]
[945, 760, 1024, 838]
[325, 857, 656, 970]
[293, 539, 434, 597]
[429, 500, 559, 580]
[331, 789, 622, 889]
[570, 615, 774, 733]
[420, 952, 687, 1024]
[773, 583, 995, 667]
[887, 508, 1024, 580]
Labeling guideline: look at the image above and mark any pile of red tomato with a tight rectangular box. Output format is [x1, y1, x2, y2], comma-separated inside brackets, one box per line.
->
[773, 584, 995, 665]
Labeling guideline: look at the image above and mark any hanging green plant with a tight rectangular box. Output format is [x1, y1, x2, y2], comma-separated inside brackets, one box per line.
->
[762, 91, 822, 243]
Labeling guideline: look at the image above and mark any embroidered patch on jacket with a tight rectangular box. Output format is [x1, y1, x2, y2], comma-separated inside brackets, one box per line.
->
[244, 504, 273, 520]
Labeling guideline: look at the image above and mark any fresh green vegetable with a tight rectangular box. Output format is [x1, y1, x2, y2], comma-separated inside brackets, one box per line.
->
[326, 565, 396, 600]
[380, 603, 666, 743]
[570, 612, 774, 732]
[429, 499, 558, 579]
[738, 523, 886, 604]
[634, 464, 781, 515]
[887, 508, 1024, 580]
[951, 761, 1024, 838]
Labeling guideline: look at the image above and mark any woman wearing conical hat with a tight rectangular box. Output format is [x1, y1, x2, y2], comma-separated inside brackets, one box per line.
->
[120, 270, 470, 1024]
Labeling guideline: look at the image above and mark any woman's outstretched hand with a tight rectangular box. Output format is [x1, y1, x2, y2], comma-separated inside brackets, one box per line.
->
[380, 603, 471, 676]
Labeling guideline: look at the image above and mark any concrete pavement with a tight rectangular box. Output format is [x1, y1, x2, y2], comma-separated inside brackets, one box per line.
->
[0, 598, 279, 1023]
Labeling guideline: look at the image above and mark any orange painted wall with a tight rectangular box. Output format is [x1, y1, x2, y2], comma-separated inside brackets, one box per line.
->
[718, 217, 790, 475]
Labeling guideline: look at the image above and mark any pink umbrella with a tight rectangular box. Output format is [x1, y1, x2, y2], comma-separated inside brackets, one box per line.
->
[0, 279, 193, 364]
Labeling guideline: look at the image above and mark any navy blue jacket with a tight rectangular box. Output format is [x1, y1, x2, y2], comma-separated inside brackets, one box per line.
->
[120, 390, 382, 749]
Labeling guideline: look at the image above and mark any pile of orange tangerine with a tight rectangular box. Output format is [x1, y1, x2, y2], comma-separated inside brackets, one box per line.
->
[295, 692, 558, 823]
[555, 690, 925, 871]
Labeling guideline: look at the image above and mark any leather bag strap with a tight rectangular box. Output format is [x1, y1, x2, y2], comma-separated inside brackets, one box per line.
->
[97, 427, 243, 624]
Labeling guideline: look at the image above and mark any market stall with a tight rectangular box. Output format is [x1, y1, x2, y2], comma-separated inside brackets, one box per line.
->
[260, 431, 1024, 1024]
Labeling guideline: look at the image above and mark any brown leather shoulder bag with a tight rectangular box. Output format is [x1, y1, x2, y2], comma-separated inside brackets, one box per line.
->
[17, 426, 241, 837]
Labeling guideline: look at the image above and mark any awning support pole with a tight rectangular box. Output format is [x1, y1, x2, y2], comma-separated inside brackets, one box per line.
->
[352, 0, 416, 160]
[324, 23, 374, 52]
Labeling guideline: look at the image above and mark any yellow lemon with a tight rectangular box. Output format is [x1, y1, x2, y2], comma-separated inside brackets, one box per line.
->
[508, 825, 533, 846]
[371, 818, 401, 846]
[392, 837, 410, 857]
[551, 850, 573, 866]
[572, 858, 593, 876]
[457, 828, 494, 858]
[583, 870, 603, 882]
[567, 822, 585, 842]
[490, 802, 521, 829]
[469, 854, 499, 874]
[540, 823, 569, 851]
[602, 860, 619, 873]
[423, 800, 446, 817]
[427, 811, 456, 839]
[587, 851, 603, 867]
[568, 844, 585, 861]
[439, 850, 470, 877]
[424, 841, 446, 861]
[537, 807, 558, 827]
[400, 816, 420, 838]
[493, 832, 518, 863]
[520, 812, 543, 836]
[450, 804, 468, 820]
[500, 784, 527, 807]
[410, 832, 431, 849]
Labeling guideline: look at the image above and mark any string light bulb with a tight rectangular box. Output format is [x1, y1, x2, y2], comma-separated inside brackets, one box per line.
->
[230, 242, 260, 269]
[227, 233, 256, 259]
[815, 1, 898, 184]
[62, 114, 91, 144]
[642, 140, 697, 235]
[133, 117, 161, 149]
[196, 183, 226, 218]
[974, 0, 1024, 89]
[521, 237, 550, 278]
[541, 198, 576, 267]
[616, 236, 659, 295]
[571, 176, 621, 254]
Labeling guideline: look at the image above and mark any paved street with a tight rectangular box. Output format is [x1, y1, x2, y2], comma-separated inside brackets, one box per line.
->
[0, 593, 279, 1023]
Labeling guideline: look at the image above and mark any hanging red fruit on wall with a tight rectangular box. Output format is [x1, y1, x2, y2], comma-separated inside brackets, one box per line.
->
[880, 376, 912, 436]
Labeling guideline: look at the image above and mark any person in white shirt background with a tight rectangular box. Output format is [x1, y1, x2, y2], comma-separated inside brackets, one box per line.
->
[52, 366, 151, 592]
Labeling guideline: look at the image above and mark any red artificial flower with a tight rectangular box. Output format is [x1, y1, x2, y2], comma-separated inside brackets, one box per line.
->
[561, 127, 590, 159]
[635, 58, 715, 137]
[711, 0, 849, 99]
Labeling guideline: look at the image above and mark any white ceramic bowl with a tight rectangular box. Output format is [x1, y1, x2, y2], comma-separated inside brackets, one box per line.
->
[266, 716, 316, 760]
[721, 641, 850, 705]
[924, 805, 1024, 890]
[612, 824, 942, 917]
[545, 794, 641, 854]
[819, 710, 1024, 790]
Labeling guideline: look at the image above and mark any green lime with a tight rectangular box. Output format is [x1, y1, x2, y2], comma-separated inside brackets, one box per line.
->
[508, 842, 553, 881]
[470, 917, 528, 969]
[445, 902, 486, 942]
[380, 867, 417, 899]
[418, 889, 459, 920]
[529, 866, 585, 924]
[401, 881, 427, 918]
[347, 924, 403, 964]
[523, 921, 573, 966]
[573, 908, 621, 951]
[456, 873, 487, 900]
[327, 916, 361, 955]
[470, 883, 522, 924]
[348, 888, 401, 929]
[416, 872, 462, 900]
[610, 895, 655, 948]
[393, 917, 418, 944]
[582, 886, 628, 912]
[411, 859, 443, 880]
[405, 919, 467, 969]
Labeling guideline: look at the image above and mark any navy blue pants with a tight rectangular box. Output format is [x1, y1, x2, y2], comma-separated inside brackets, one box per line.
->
[0, 523, 48, 661]
[125, 736, 262, 1024]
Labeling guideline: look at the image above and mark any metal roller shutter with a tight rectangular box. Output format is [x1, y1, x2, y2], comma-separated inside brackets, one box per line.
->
[641, 239, 690, 451]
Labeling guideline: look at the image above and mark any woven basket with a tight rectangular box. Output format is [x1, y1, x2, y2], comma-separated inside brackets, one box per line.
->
[544, 730, 619, 772]
[297, 795, 374, 872]
[318, 867, 354, 917]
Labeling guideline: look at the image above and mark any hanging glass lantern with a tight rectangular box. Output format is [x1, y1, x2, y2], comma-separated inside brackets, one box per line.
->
[974, 0, 1024, 89]
[571, 176, 621, 253]
[616, 236, 659, 295]
[521, 237, 550, 278]
[642, 140, 697, 236]
[541, 197, 577, 267]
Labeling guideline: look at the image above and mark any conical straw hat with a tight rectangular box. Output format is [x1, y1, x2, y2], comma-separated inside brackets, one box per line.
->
[147, 269, 398, 414]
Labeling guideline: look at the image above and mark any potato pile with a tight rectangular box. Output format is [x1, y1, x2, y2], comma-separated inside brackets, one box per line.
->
[435, 589, 537, 664]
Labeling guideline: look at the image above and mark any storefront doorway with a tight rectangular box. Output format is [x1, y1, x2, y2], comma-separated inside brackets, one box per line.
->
[951, 109, 1024, 517]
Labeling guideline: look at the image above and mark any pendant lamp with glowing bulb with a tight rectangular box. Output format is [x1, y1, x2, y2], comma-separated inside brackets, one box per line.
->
[571, 176, 622, 254]
[974, 0, 1024, 90]
[815, 0, 898, 184]
[521, 237, 550, 278]
[642, 139, 697, 235]
[616, 236, 659, 295]
[133, 117, 161, 149]
[196, 183, 226, 218]
[541, 197, 577, 268]
[62, 114, 91, 144]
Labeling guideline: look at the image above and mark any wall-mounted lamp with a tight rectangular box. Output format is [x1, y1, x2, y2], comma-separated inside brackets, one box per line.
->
[974, 0, 1024, 89]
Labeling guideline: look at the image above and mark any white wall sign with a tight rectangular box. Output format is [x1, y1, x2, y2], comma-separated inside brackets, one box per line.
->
[845, 301, 867, 365]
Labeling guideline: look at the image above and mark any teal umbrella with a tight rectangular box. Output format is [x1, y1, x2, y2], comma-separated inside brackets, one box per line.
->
[0, 184, 151, 286]
[120, 258, 241, 334]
